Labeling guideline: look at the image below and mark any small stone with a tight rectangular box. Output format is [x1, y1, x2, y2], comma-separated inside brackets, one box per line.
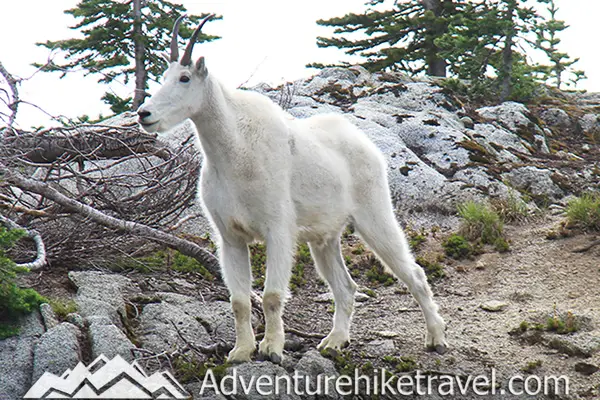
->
[475, 261, 485, 270]
[366, 339, 396, 356]
[547, 335, 600, 357]
[172, 278, 196, 289]
[355, 292, 370, 302]
[316, 292, 371, 303]
[480, 300, 508, 312]
[39, 303, 59, 330]
[460, 116, 474, 129]
[315, 293, 333, 303]
[375, 330, 399, 339]
[66, 313, 85, 329]
[574, 362, 599, 376]
[582, 144, 591, 152]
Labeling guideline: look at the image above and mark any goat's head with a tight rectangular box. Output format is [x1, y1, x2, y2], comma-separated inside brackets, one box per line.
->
[137, 14, 214, 133]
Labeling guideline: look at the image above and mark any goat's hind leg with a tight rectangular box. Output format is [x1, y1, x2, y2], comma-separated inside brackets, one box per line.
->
[353, 204, 448, 354]
[309, 237, 357, 351]
[221, 240, 256, 363]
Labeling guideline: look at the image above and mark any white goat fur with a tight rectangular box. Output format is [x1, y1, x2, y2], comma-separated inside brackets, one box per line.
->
[139, 56, 447, 363]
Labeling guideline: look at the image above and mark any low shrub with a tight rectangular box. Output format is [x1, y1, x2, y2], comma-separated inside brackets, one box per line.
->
[566, 193, 600, 231]
[0, 227, 47, 338]
[442, 234, 473, 259]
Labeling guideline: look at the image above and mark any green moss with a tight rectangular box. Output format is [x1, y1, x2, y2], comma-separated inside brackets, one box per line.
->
[250, 243, 267, 289]
[406, 227, 427, 252]
[351, 244, 365, 255]
[522, 360, 543, 374]
[395, 356, 417, 373]
[494, 237, 511, 253]
[320, 349, 359, 376]
[112, 249, 214, 279]
[173, 355, 231, 384]
[342, 224, 355, 239]
[442, 234, 472, 259]
[519, 321, 530, 332]
[382, 355, 417, 373]
[364, 288, 377, 298]
[415, 256, 445, 282]
[253, 242, 311, 292]
[366, 262, 396, 286]
[48, 299, 78, 321]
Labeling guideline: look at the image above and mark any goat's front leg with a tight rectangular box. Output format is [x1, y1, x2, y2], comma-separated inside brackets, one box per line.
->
[221, 240, 255, 363]
[258, 228, 295, 364]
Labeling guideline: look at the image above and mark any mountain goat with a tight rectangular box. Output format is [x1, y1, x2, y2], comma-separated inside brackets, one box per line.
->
[137, 15, 447, 363]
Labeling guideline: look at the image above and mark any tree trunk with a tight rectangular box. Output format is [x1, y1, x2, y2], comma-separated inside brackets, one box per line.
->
[422, 0, 448, 77]
[132, 0, 147, 110]
[501, 1, 516, 101]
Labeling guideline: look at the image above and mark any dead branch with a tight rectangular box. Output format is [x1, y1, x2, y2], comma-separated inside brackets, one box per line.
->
[0, 214, 47, 270]
[0, 61, 20, 129]
[572, 239, 600, 253]
[0, 164, 219, 276]
[285, 327, 326, 339]
[1, 123, 170, 164]
[170, 320, 233, 356]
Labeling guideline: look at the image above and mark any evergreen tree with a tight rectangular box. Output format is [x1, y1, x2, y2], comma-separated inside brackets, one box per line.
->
[316, 0, 584, 101]
[313, 0, 459, 77]
[534, 0, 585, 89]
[35, 0, 219, 114]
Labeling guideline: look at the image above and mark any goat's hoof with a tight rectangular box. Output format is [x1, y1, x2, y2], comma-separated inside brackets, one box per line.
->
[434, 344, 448, 355]
[227, 346, 255, 364]
[269, 352, 282, 364]
[426, 343, 448, 355]
[257, 351, 283, 364]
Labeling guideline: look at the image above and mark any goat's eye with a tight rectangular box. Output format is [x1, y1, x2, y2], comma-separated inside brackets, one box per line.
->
[180, 75, 190, 83]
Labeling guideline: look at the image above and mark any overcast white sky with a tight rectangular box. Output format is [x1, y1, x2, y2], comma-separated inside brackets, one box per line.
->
[0, 0, 598, 128]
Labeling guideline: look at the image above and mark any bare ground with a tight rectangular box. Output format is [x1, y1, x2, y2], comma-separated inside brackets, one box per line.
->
[23, 213, 600, 399]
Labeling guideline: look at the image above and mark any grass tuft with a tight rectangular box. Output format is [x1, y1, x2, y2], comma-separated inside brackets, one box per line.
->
[457, 201, 504, 245]
[48, 299, 79, 321]
[565, 193, 600, 231]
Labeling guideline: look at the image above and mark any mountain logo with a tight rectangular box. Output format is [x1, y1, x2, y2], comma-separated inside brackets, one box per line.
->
[23, 354, 190, 399]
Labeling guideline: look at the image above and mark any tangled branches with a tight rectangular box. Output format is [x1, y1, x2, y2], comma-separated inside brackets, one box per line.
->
[1, 63, 217, 273]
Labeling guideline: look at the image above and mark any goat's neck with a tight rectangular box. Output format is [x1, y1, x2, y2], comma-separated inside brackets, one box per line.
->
[190, 75, 241, 168]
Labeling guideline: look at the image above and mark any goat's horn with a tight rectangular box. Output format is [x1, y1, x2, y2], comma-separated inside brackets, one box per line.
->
[180, 13, 215, 66]
[170, 14, 186, 62]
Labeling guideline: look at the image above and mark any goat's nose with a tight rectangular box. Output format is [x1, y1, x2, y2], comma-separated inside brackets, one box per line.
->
[138, 110, 151, 120]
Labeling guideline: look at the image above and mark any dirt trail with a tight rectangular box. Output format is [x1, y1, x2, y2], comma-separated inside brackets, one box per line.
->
[283, 215, 600, 398]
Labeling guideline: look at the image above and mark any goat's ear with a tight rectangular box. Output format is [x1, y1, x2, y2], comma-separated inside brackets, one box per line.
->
[196, 57, 208, 77]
